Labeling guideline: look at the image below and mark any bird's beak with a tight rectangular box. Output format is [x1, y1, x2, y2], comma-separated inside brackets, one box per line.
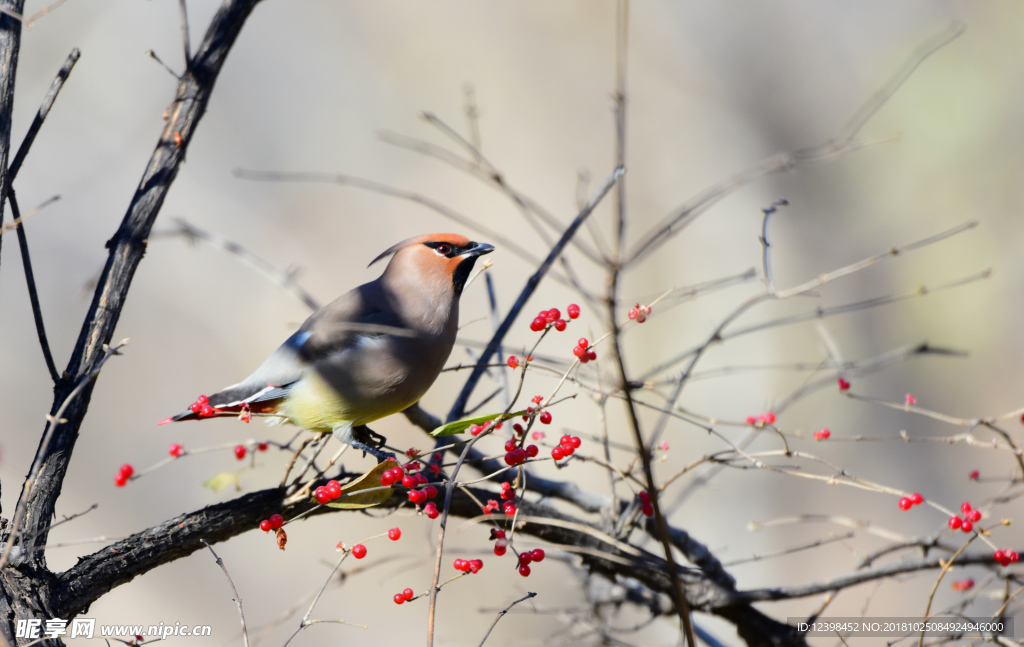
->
[461, 241, 494, 258]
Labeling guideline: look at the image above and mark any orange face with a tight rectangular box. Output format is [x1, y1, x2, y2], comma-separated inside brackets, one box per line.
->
[373, 233, 494, 295]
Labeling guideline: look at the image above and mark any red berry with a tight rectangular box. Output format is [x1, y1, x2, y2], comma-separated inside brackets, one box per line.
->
[567, 304, 580, 319]
[468, 559, 483, 573]
[994, 550, 1006, 563]
[570, 436, 581, 448]
[898, 497, 912, 511]
[572, 345, 587, 358]
[190, 402, 202, 413]
[119, 463, 134, 478]
[424, 485, 438, 499]
[638, 490, 651, 504]
[837, 378, 850, 391]
[325, 480, 342, 499]
[587, 351, 597, 360]
[961, 501, 972, 513]
[197, 395, 209, 405]
[315, 487, 331, 505]
[403, 587, 414, 600]
[494, 543, 507, 556]
[526, 444, 539, 458]
[504, 451, 517, 466]
[505, 439, 517, 452]
[554, 319, 567, 331]
[910, 493, 923, 506]
[492, 529, 506, 539]
[746, 416, 756, 425]
[470, 424, 483, 436]
[967, 509, 981, 523]
[969, 469, 980, 480]
[562, 445, 575, 456]
[628, 307, 638, 320]
[170, 443, 186, 456]
[401, 474, 415, 488]
[408, 489, 426, 505]
[260, 520, 272, 532]
[961, 520, 973, 533]
[548, 308, 561, 321]
[257, 442, 269, 452]
[518, 564, 531, 577]
[513, 423, 524, 435]
[503, 502, 517, 516]
[764, 412, 776, 424]
[200, 404, 215, 417]
[518, 552, 532, 566]
[234, 445, 247, 460]
[500, 481, 512, 491]
[531, 548, 545, 562]
[560, 434, 572, 446]
[952, 578, 975, 592]
[507, 356, 519, 369]
[1010, 551, 1020, 563]
[577, 338, 588, 348]
[388, 527, 402, 541]
[114, 473, 128, 487]
[551, 446, 565, 460]
[641, 502, 654, 517]
[393, 594, 405, 605]
[530, 317, 546, 332]
[539, 411, 552, 424]
[948, 516, 962, 530]
[269, 514, 284, 529]
[381, 471, 397, 487]
[351, 544, 367, 559]
[423, 503, 439, 519]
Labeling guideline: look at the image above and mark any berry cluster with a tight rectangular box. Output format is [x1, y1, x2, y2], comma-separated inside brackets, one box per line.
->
[948, 501, 982, 532]
[993, 549, 1019, 567]
[897, 492, 924, 511]
[188, 394, 219, 418]
[627, 303, 652, 323]
[638, 490, 654, 517]
[258, 514, 284, 532]
[393, 588, 415, 605]
[516, 548, 545, 577]
[551, 434, 581, 461]
[504, 440, 539, 466]
[491, 528, 508, 555]
[572, 337, 597, 364]
[529, 304, 581, 332]
[745, 411, 776, 426]
[114, 463, 134, 487]
[314, 480, 344, 504]
[453, 558, 484, 574]
[813, 429, 831, 441]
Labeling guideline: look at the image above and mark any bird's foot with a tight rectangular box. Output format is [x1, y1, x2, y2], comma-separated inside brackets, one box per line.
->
[349, 439, 395, 464]
[351, 425, 394, 463]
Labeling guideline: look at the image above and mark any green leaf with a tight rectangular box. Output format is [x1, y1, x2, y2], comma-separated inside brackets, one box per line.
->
[430, 410, 526, 437]
[203, 471, 241, 493]
[323, 459, 400, 509]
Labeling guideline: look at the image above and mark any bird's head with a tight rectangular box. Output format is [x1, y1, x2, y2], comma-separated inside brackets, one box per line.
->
[371, 233, 494, 296]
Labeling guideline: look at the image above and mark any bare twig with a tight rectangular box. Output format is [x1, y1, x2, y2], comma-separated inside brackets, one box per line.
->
[200, 539, 249, 647]
[624, 23, 964, 266]
[477, 592, 537, 647]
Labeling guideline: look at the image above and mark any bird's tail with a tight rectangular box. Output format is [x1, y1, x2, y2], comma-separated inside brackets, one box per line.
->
[158, 383, 294, 425]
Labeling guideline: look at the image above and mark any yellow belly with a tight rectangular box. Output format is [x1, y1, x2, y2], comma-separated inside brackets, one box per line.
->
[279, 372, 412, 432]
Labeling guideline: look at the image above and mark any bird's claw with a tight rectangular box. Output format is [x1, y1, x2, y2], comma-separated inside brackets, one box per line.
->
[349, 440, 395, 464]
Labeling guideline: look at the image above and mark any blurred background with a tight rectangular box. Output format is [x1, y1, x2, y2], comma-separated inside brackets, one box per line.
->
[1, 1, 1022, 645]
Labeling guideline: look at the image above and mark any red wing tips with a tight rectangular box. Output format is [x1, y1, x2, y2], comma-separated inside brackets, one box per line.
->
[158, 416, 175, 426]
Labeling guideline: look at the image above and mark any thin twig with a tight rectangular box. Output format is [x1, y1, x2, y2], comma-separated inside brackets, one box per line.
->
[200, 539, 248, 647]
[477, 592, 537, 647]
[178, 0, 191, 66]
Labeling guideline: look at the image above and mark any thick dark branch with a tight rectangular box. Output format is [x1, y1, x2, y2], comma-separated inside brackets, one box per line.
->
[0, 0, 25, 278]
[53, 482, 803, 646]
[12, 0, 262, 561]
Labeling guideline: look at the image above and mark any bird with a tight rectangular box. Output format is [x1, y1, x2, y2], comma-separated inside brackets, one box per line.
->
[160, 233, 494, 461]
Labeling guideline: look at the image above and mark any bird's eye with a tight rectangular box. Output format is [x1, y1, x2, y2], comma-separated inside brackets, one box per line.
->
[435, 244, 452, 256]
